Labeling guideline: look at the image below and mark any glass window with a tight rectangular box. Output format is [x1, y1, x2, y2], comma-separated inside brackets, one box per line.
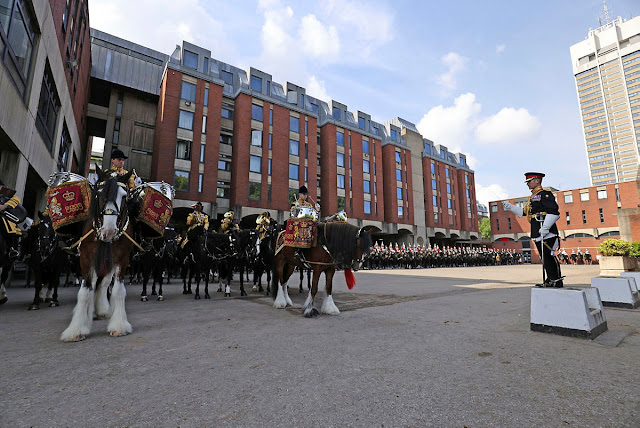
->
[251, 129, 262, 147]
[337, 152, 345, 167]
[220, 133, 232, 145]
[582, 210, 587, 224]
[491, 204, 498, 212]
[397, 188, 403, 199]
[580, 192, 589, 201]
[221, 107, 233, 119]
[431, 163, 435, 174]
[289, 139, 299, 156]
[358, 117, 366, 129]
[198, 173, 204, 193]
[391, 129, 397, 141]
[290, 116, 300, 133]
[251, 104, 263, 121]
[566, 212, 570, 225]
[363, 160, 370, 174]
[337, 174, 345, 189]
[269, 109, 273, 125]
[447, 199, 452, 209]
[333, 107, 341, 120]
[305, 121, 308, 136]
[203, 87, 209, 106]
[446, 183, 451, 194]
[269, 134, 272, 150]
[564, 193, 573, 203]
[364, 200, 371, 214]
[432, 179, 437, 190]
[217, 181, 230, 198]
[398, 206, 403, 217]
[174, 170, 189, 191]
[249, 182, 261, 200]
[2, 0, 35, 90]
[445, 167, 450, 178]
[425, 144, 431, 154]
[266, 80, 271, 96]
[289, 164, 298, 180]
[597, 189, 607, 199]
[336, 131, 344, 146]
[433, 195, 437, 206]
[176, 139, 192, 160]
[395, 151, 401, 163]
[183, 50, 198, 69]
[181, 81, 196, 102]
[363, 180, 370, 193]
[268, 158, 272, 175]
[221, 70, 233, 85]
[250, 155, 261, 173]
[218, 160, 230, 171]
[203, 57, 209, 74]
[465, 174, 469, 184]
[599, 208, 604, 223]
[250, 75, 262, 91]
[35, 63, 60, 152]
[466, 188, 470, 198]
[178, 110, 194, 130]
[396, 169, 401, 181]
[57, 124, 71, 171]
[363, 140, 369, 154]
[202, 116, 207, 134]
[338, 196, 346, 210]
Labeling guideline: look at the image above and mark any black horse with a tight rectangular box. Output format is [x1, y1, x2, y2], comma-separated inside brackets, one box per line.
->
[182, 224, 208, 299]
[230, 229, 259, 297]
[253, 222, 281, 295]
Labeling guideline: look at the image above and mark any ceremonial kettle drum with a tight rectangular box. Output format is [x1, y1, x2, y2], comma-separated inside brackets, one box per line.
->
[132, 181, 175, 238]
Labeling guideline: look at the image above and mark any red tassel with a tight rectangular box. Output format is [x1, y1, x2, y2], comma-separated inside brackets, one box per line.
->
[344, 268, 356, 290]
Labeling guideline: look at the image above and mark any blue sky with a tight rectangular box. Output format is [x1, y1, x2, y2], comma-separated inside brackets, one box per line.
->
[90, 0, 640, 206]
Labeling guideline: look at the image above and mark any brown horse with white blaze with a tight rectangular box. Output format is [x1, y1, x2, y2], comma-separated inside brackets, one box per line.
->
[60, 169, 135, 342]
[272, 222, 372, 317]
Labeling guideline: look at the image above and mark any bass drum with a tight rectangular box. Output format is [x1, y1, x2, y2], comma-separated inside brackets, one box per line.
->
[132, 182, 174, 238]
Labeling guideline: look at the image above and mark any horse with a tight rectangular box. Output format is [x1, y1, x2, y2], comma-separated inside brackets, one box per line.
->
[272, 222, 372, 317]
[60, 169, 135, 342]
[252, 223, 280, 295]
[230, 229, 259, 297]
[181, 224, 209, 299]
[136, 234, 170, 302]
[203, 231, 235, 297]
[26, 215, 66, 310]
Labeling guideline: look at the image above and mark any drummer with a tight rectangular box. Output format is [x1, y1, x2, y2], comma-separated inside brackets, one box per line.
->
[255, 211, 271, 240]
[290, 185, 320, 217]
[104, 149, 140, 190]
[0, 179, 22, 259]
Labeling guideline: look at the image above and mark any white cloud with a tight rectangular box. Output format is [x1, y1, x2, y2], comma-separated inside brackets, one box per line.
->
[475, 107, 541, 144]
[306, 75, 331, 103]
[437, 52, 469, 91]
[476, 183, 509, 207]
[299, 14, 340, 60]
[416, 93, 481, 151]
[496, 44, 506, 54]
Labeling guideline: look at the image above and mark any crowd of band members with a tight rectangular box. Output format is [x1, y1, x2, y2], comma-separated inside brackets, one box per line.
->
[365, 244, 524, 270]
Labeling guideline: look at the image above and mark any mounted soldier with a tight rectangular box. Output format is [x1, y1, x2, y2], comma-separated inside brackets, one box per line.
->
[181, 202, 209, 249]
[256, 211, 271, 240]
[290, 185, 320, 219]
[220, 210, 239, 234]
[104, 149, 140, 190]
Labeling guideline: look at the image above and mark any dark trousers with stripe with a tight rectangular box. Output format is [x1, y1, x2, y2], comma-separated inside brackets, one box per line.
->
[534, 236, 562, 285]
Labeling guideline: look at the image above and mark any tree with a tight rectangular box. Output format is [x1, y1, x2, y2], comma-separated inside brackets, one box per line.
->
[479, 217, 491, 239]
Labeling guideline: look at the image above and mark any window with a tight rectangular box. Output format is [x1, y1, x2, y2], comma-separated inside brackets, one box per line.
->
[333, 107, 341, 120]
[290, 116, 300, 133]
[0, 0, 36, 94]
[221, 105, 233, 119]
[466, 189, 470, 199]
[432, 179, 437, 190]
[181, 81, 196, 102]
[57, 124, 71, 171]
[217, 181, 230, 198]
[266, 80, 271, 96]
[445, 167, 450, 178]
[176, 140, 192, 160]
[220, 133, 232, 145]
[434, 212, 439, 223]
[337, 174, 345, 189]
[289, 164, 298, 180]
[268, 158, 272, 175]
[580, 191, 590, 201]
[431, 163, 436, 175]
[250, 75, 262, 91]
[289, 139, 299, 156]
[183, 50, 198, 69]
[174, 170, 189, 191]
[35, 63, 60, 151]
[269, 134, 272, 150]
[599, 208, 605, 223]
[363, 181, 370, 194]
[447, 199, 452, 209]
[251, 104, 263, 121]
[363, 160, 370, 174]
[199, 144, 206, 163]
[218, 159, 230, 171]
[336, 131, 344, 146]
[582, 210, 587, 224]
[269, 109, 273, 125]
[198, 173, 204, 193]
[203, 57, 209, 74]
[566, 212, 570, 225]
[363, 140, 369, 154]
[250, 155, 262, 173]
[251, 129, 262, 147]
[364, 200, 371, 214]
[395, 152, 401, 163]
[221, 70, 233, 85]
[202, 116, 207, 134]
[391, 129, 397, 141]
[178, 110, 194, 130]
[358, 117, 366, 130]
[203, 88, 209, 106]
[249, 182, 261, 200]
[305, 121, 308, 136]
[491, 204, 497, 212]
[337, 196, 346, 211]
[433, 196, 437, 206]
[496, 219, 500, 230]
[465, 174, 469, 184]
[398, 206, 403, 217]
[337, 152, 344, 167]
[397, 188, 403, 199]
[564, 193, 573, 203]
[396, 169, 402, 181]
[597, 189, 607, 199]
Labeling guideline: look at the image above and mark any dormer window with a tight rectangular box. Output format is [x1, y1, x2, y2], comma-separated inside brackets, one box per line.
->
[221, 70, 233, 85]
[333, 107, 341, 120]
[391, 129, 397, 141]
[251, 75, 262, 92]
[358, 117, 366, 129]
[184, 50, 198, 69]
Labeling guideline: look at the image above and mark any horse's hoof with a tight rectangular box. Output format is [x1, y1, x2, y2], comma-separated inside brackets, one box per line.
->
[303, 308, 319, 318]
[151, 291, 157, 295]
[195, 294, 201, 300]
[241, 291, 247, 297]
[157, 296, 164, 301]
[28, 304, 40, 311]
[141, 296, 148, 302]
[109, 331, 129, 337]
[204, 293, 210, 299]
[64, 335, 85, 342]
[0, 296, 8, 305]
[217, 288, 222, 293]
[182, 290, 188, 295]
[187, 290, 193, 294]
[44, 297, 52, 303]
[49, 301, 60, 308]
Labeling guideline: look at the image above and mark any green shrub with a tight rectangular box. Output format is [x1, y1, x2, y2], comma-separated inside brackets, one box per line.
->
[598, 239, 632, 257]
[630, 242, 640, 258]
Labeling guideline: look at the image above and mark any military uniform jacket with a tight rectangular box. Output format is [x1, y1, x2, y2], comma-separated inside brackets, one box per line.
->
[524, 187, 559, 239]
[187, 211, 209, 231]
[103, 165, 138, 190]
[1, 194, 22, 235]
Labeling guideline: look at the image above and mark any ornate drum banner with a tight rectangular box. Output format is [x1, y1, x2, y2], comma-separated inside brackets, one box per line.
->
[46, 180, 91, 235]
[283, 218, 317, 248]
[137, 185, 173, 238]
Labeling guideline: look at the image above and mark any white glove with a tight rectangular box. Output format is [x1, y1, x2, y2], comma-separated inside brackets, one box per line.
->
[502, 201, 523, 217]
[538, 214, 559, 239]
[134, 177, 143, 186]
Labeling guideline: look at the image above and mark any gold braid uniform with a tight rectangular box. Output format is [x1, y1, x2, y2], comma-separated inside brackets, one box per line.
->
[1, 194, 22, 235]
[181, 211, 209, 248]
[255, 213, 271, 240]
[104, 165, 138, 190]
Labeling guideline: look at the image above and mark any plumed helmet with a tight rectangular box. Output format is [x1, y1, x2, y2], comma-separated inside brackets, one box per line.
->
[224, 211, 234, 218]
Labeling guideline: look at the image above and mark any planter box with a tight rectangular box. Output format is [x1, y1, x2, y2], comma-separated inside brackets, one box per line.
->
[599, 256, 639, 276]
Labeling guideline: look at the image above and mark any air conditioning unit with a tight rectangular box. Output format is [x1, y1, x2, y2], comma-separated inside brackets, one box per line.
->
[185, 101, 191, 106]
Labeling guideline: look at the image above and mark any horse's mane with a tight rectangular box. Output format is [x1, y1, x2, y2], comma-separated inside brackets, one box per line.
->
[100, 176, 120, 205]
[319, 222, 371, 265]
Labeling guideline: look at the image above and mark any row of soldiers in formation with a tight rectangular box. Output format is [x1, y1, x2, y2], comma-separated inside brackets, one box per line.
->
[366, 244, 524, 270]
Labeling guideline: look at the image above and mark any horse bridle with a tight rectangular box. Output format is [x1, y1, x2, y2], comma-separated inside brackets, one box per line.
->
[93, 180, 130, 241]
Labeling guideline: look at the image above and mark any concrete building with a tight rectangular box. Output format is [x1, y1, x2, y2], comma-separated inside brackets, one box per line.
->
[0, 0, 91, 215]
[570, 14, 640, 186]
[489, 178, 640, 262]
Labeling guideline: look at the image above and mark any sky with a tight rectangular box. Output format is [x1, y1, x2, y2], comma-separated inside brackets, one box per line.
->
[89, 0, 640, 207]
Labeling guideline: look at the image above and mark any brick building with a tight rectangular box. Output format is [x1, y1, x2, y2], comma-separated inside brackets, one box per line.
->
[490, 179, 640, 262]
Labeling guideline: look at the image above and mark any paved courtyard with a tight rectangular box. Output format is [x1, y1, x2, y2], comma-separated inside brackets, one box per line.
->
[1, 264, 639, 427]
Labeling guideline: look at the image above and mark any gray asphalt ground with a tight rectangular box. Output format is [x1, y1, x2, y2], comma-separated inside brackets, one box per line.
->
[1, 264, 639, 428]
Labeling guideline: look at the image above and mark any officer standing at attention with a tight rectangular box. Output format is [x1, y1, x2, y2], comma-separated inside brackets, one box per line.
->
[502, 172, 563, 287]
[104, 149, 140, 190]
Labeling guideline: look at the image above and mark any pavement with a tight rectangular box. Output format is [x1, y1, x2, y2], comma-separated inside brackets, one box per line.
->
[0, 264, 639, 428]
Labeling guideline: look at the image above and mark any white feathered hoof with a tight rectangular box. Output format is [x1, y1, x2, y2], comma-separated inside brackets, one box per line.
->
[157, 295, 164, 301]
[141, 296, 148, 302]
[302, 305, 319, 318]
[273, 285, 288, 309]
[49, 301, 60, 308]
[321, 295, 340, 315]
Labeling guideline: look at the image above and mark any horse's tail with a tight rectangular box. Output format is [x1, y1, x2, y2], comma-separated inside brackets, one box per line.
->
[95, 241, 113, 277]
[344, 268, 356, 289]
